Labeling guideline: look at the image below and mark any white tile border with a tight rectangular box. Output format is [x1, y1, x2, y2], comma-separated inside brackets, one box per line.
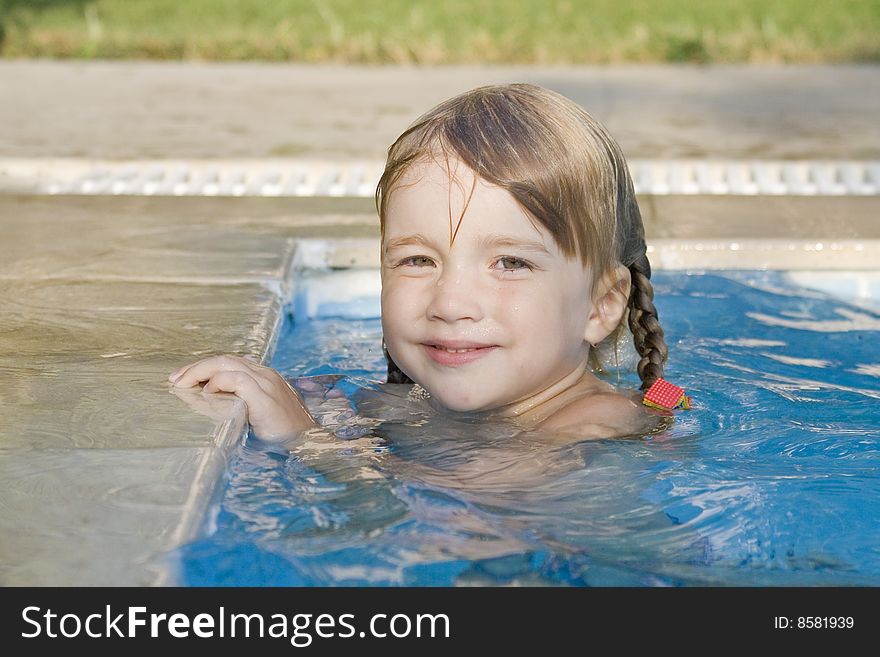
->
[647, 238, 880, 270]
[288, 237, 880, 271]
[2, 158, 878, 197]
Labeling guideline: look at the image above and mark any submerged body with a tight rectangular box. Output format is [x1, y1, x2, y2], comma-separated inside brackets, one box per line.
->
[282, 371, 667, 496]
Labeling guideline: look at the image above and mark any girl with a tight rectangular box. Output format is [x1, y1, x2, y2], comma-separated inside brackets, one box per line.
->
[169, 83, 670, 443]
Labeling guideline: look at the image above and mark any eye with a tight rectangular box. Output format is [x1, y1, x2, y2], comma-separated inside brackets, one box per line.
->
[493, 256, 533, 272]
[397, 255, 435, 268]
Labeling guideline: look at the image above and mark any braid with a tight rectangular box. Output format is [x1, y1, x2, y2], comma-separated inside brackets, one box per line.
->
[384, 342, 414, 384]
[627, 253, 668, 390]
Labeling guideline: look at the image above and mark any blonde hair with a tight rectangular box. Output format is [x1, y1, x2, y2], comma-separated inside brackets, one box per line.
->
[376, 83, 667, 390]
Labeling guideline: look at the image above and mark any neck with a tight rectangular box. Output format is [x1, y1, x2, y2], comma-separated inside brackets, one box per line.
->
[496, 356, 591, 419]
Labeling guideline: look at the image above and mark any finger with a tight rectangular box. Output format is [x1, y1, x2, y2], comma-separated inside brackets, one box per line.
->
[169, 385, 238, 422]
[204, 357, 280, 397]
[171, 355, 261, 388]
[169, 354, 241, 383]
[168, 358, 206, 382]
[201, 369, 264, 399]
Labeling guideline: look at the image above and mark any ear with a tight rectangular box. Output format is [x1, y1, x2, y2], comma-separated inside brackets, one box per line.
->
[583, 264, 631, 347]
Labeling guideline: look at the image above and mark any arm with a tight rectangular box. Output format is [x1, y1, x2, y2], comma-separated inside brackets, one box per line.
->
[168, 355, 318, 441]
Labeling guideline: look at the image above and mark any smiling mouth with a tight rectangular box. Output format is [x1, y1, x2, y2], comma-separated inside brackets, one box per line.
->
[422, 343, 497, 366]
[431, 345, 485, 353]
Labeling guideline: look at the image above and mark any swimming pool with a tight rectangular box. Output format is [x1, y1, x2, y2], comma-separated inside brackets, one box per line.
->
[177, 267, 880, 586]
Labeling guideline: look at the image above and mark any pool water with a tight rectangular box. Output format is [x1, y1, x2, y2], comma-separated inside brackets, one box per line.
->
[178, 270, 880, 586]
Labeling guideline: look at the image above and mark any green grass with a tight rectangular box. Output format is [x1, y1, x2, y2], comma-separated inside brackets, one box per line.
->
[1, 0, 878, 63]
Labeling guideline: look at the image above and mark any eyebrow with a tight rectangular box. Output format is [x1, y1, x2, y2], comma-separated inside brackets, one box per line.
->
[383, 233, 551, 256]
[383, 233, 434, 254]
[478, 235, 551, 255]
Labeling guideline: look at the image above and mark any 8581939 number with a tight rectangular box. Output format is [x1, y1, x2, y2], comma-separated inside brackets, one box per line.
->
[799, 617, 854, 629]
[774, 617, 854, 629]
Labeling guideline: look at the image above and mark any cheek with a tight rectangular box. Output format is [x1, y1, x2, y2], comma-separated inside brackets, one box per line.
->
[380, 288, 397, 334]
[510, 284, 588, 343]
[503, 284, 565, 325]
[380, 280, 416, 339]
[382, 274, 433, 310]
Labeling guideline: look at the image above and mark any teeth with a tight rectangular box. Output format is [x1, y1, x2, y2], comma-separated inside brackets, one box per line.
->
[436, 346, 478, 353]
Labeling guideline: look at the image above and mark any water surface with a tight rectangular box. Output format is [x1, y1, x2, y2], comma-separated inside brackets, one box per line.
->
[179, 270, 880, 586]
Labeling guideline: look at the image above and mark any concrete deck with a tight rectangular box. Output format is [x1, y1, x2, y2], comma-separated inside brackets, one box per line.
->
[2, 62, 879, 160]
[1, 62, 878, 585]
[0, 195, 375, 585]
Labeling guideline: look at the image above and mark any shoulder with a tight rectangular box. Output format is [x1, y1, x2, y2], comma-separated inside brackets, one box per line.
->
[535, 389, 661, 440]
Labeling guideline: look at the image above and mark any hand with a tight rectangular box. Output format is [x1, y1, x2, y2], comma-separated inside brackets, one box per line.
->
[168, 355, 317, 441]
[168, 384, 241, 425]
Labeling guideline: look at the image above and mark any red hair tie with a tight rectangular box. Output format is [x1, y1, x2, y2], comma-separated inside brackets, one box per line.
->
[643, 377, 691, 411]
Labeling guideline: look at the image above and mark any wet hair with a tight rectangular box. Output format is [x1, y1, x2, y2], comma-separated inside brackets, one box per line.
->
[375, 83, 668, 391]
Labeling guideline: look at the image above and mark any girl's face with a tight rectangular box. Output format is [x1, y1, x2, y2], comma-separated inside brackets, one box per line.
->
[381, 157, 597, 413]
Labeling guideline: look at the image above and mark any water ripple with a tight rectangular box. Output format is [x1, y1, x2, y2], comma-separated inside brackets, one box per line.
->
[178, 271, 880, 586]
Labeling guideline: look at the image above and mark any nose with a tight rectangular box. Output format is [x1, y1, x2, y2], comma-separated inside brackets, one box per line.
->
[425, 264, 485, 323]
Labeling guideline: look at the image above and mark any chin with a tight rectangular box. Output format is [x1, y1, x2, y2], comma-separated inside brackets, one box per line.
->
[439, 400, 478, 413]
[429, 389, 492, 414]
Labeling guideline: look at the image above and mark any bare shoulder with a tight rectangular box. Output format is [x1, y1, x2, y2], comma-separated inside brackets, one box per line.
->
[535, 389, 664, 440]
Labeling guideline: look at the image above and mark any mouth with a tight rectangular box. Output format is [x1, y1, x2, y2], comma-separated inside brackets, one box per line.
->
[422, 342, 497, 366]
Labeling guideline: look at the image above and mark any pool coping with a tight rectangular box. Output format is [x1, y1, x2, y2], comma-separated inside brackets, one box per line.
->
[2, 157, 878, 197]
[289, 236, 880, 271]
